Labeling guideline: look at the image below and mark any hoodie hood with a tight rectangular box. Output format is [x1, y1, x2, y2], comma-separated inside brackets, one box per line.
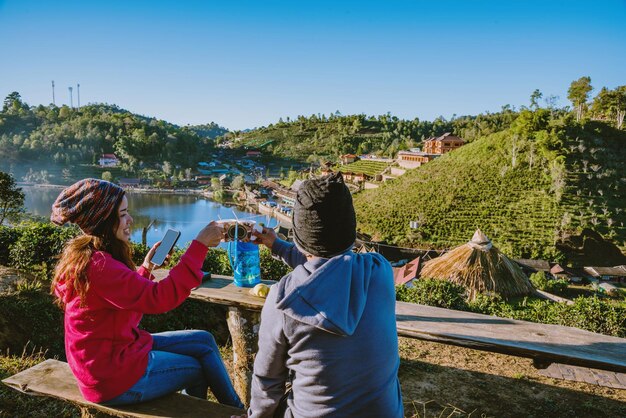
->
[274, 252, 387, 336]
[54, 277, 74, 304]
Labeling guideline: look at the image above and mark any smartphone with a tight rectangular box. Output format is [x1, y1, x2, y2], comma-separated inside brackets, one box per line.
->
[150, 229, 181, 266]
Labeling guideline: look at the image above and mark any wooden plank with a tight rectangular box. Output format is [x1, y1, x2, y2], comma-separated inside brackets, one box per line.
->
[558, 364, 577, 381]
[572, 366, 599, 385]
[153, 271, 274, 310]
[395, 301, 626, 373]
[156, 270, 626, 373]
[594, 370, 622, 389]
[533, 289, 574, 305]
[537, 364, 563, 380]
[538, 363, 626, 389]
[2, 359, 244, 418]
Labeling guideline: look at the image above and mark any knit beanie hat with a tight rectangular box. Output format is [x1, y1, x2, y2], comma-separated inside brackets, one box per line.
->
[51, 178, 125, 234]
[293, 172, 356, 258]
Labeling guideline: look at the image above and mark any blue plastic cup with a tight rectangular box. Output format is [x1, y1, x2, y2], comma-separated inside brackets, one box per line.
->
[229, 241, 261, 287]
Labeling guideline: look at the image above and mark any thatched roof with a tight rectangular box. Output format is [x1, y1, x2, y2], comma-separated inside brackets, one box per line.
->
[420, 229, 534, 300]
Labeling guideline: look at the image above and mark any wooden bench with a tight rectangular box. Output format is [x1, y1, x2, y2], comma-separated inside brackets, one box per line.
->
[11, 273, 621, 415]
[2, 359, 244, 418]
[395, 301, 626, 373]
[168, 273, 626, 401]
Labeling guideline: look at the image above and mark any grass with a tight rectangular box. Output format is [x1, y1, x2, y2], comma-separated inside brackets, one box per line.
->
[404, 400, 487, 418]
[0, 348, 84, 417]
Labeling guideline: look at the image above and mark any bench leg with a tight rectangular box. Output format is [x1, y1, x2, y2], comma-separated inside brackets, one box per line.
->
[226, 307, 261, 407]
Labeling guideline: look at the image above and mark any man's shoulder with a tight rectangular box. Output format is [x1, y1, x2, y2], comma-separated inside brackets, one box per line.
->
[353, 251, 391, 268]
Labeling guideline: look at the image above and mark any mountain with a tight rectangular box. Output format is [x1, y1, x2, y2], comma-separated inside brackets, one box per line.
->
[353, 112, 626, 262]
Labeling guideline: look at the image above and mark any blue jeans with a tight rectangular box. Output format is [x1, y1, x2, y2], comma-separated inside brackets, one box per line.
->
[101, 330, 243, 408]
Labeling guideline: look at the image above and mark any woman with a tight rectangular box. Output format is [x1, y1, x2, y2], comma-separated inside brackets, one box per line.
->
[50, 178, 243, 408]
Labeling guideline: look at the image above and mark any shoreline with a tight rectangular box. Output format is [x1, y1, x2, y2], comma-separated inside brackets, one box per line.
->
[18, 182, 211, 197]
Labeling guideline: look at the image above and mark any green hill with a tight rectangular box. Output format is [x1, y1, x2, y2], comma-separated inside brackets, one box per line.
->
[228, 112, 517, 162]
[0, 93, 220, 184]
[353, 112, 626, 262]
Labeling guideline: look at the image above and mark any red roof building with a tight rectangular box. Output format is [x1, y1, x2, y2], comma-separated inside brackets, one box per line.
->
[393, 257, 421, 286]
[397, 151, 438, 169]
[98, 154, 119, 167]
[423, 133, 464, 155]
[340, 154, 357, 165]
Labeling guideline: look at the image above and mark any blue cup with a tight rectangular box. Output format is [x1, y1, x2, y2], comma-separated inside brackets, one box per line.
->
[228, 241, 261, 287]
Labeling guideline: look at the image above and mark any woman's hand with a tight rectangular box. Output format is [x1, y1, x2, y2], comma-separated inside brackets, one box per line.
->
[141, 241, 171, 270]
[195, 221, 224, 247]
[251, 226, 277, 250]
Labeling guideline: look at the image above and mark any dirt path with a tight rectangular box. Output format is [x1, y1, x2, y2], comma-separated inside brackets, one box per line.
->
[398, 337, 626, 417]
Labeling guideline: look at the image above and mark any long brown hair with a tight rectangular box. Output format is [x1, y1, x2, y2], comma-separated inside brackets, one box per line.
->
[51, 193, 135, 308]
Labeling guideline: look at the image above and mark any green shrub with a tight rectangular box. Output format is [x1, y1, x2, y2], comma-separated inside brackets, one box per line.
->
[260, 246, 292, 281]
[529, 271, 569, 294]
[131, 242, 151, 266]
[8, 223, 79, 277]
[0, 225, 22, 265]
[0, 289, 65, 357]
[467, 294, 625, 338]
[396, 279, 468, 310]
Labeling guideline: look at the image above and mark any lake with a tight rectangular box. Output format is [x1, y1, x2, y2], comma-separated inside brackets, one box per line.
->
[21, 186, 280, 247]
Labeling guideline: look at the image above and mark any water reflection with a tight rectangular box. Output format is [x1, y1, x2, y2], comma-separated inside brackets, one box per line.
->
[22, 187, 279, 247]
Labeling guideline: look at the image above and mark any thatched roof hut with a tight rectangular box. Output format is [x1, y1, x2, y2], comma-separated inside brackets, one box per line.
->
[420, 229, 534, 300]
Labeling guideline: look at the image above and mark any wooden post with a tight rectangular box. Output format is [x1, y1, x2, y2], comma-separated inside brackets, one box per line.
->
[226, 307, 261, 407]
[142, 220, 155, 246]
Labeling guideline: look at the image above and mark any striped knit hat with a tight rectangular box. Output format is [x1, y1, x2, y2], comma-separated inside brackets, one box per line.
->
[51, 179, 125, 234]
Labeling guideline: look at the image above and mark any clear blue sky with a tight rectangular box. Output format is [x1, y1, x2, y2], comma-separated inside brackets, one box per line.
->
[1, 0, 624, 130]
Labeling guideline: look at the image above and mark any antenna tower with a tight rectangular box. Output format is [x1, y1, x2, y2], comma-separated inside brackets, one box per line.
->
[77, 83, 81, 109]
[51, 80, 55, 105]
[68, 86, 73, 108]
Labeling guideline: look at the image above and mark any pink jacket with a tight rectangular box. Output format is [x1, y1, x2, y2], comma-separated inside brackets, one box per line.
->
[54, 240, 207, 402]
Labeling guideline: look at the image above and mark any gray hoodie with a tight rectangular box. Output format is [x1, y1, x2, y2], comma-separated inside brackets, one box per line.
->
[248, 239, 403, 418]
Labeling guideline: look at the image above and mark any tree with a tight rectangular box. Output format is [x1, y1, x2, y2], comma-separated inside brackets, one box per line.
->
[529, 89, 543, 110]
[231, 175, 245, 190]
[2, 92, 25, 114]
[0, 171, 25, 225]
[591, 86, 626, 129]
[211, 177, 222, 191]
[567, 76, 593, 121]
[102, 171, 113, 182]
[162, 161, 172, 176]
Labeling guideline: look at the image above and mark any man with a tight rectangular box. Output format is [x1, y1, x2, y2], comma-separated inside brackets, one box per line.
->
[237, 172, 403, 418]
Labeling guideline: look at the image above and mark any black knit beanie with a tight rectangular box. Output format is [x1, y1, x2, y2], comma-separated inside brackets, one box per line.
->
[293, 172, 356, 258]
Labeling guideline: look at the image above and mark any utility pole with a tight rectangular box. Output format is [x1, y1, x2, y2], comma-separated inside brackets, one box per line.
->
[68, 86, 73, 108]
[51, 80, 55, 105]
[77, 83, 80, 109]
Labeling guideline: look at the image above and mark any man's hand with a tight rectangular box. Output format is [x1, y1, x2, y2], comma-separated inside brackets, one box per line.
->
[251, 226, 277, 250]
[195, 221, 224, 247]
